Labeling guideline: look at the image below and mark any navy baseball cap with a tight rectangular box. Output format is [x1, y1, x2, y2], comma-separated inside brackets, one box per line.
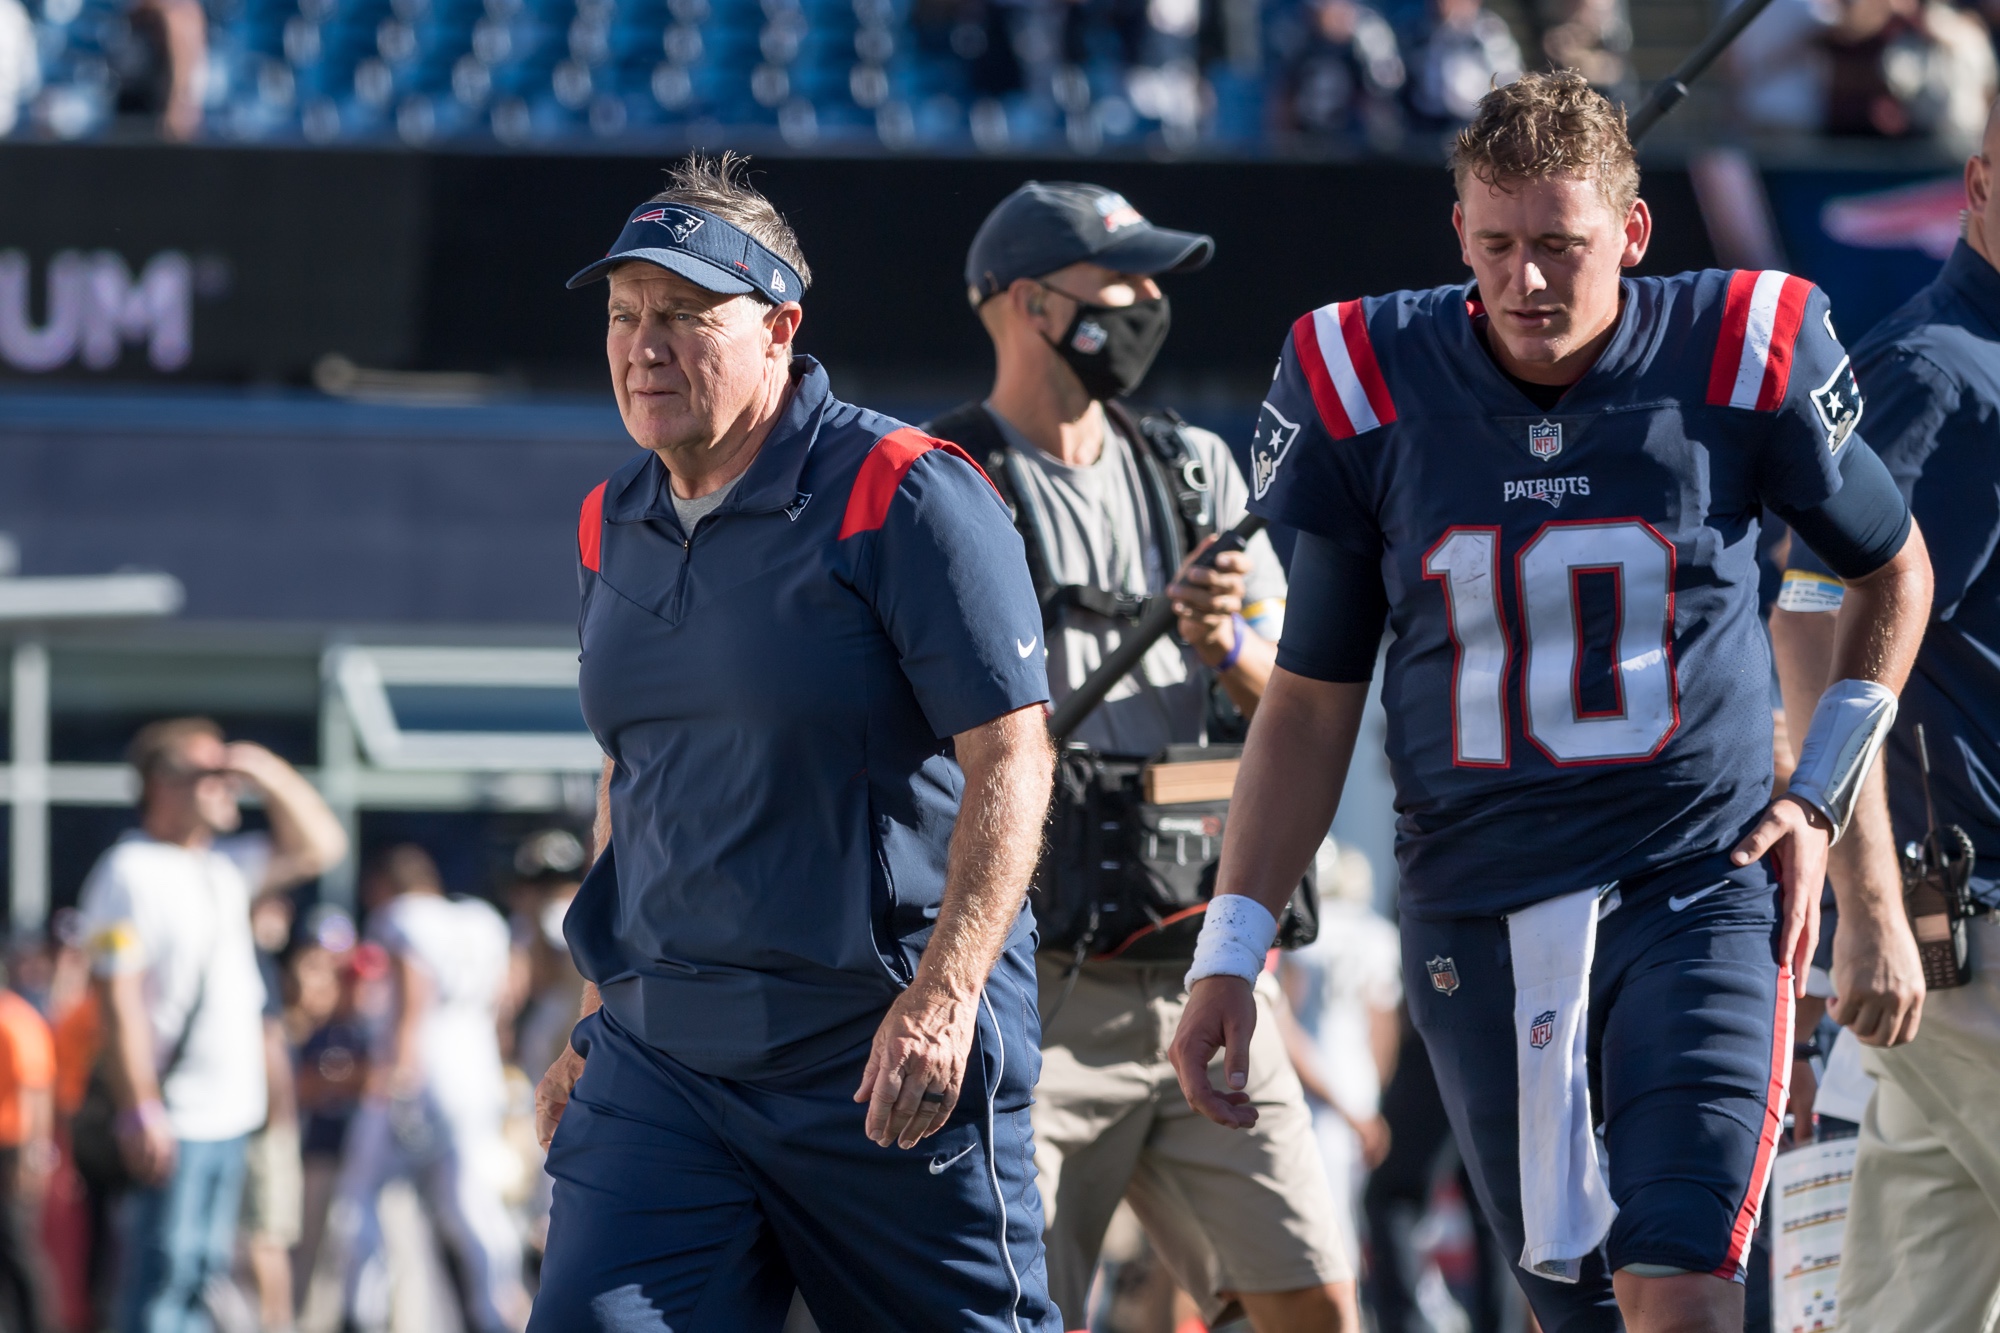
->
[965, 182, 1214, 307]
[567, 201, 804, 304]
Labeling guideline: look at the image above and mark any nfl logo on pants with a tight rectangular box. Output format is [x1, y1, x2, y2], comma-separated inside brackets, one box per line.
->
[1529, 1010, 1557, 1049]
[1426, 956, 1459, 995]
[1529, 420, 1562, 461]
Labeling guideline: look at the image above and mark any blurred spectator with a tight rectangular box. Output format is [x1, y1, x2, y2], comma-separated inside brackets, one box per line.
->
[1825, 0, 1996, 145]
[244, 892, 302, 1333]
[46, 912, 105, 1332]
[289, 916, 371, 1311]
[76, 718, 345, 1333]
[1279, 843, 1401, 1272]
[325, 846, 525, 1333]
[0, 971, 55, 1333]
[503, 830, 586, 1258]
[1401, 0, 1523, 129]
[1275, 0, 1407, 145]
[1362, 1023, 1511, 1333]
[1541, 0, 1633, 103]
[0, 0, 36, 137]
[1727, 0, 1839, 133]
[120, 0, 204, 139]
[505, 830, 587, 1088]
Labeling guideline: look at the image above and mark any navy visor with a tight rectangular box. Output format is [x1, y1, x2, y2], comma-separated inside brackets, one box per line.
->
[567, 202, 803, 303]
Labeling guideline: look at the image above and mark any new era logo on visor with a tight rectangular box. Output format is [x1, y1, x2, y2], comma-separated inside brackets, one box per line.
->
[634, 206, 705, 244]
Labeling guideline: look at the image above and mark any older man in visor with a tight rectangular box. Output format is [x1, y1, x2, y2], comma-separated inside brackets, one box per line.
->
[528, 154, 1062, 1333]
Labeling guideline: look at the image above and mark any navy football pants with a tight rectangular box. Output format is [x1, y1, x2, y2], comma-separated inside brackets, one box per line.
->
[530, 952, 1060, 1333]
[1404, 858, 1791, 1333]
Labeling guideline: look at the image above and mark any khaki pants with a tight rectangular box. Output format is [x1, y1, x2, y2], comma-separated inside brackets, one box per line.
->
[1032, 957, 1350, 1328]
[1838, 916, 2000, 1333]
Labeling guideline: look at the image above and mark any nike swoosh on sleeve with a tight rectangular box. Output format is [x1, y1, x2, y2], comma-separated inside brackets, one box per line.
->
[1016, 637, 1037, 658]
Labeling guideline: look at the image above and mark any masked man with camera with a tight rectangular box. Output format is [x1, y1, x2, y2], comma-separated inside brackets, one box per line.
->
[1770, 96, 2000, 1332]
[926, 183, 1357, 1333]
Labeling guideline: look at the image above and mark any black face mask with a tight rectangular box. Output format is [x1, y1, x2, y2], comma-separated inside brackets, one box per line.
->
[1046, 294, 1171, 401]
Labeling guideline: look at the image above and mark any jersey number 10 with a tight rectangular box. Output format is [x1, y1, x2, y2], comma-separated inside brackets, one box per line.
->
[1423, 520, 1679, 767]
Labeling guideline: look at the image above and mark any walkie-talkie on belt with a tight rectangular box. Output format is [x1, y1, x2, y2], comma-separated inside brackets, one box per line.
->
[1902, 724, 1976, 989]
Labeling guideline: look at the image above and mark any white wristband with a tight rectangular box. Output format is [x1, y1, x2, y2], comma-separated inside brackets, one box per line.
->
[1785, 678, 1897, 842]
[1185, 894, 1280, 990]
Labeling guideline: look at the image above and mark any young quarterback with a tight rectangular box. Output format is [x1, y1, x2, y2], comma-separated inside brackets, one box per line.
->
[1170, 71, 1934, 1332]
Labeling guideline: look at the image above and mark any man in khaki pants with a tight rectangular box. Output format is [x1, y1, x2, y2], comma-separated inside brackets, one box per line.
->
[1770, 97, 2000, 1333]
[926, 182, 1354, 1332]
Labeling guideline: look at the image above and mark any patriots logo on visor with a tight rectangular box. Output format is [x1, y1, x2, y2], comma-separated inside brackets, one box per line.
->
[634, 206, 705, 244]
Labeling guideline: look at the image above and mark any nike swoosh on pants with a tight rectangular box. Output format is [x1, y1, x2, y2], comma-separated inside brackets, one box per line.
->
[928, 1142, 977, 1174]
[1667, 883, 1724, 912]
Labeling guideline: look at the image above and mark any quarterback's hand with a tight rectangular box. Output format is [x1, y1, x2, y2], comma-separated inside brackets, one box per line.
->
[1831, 907, 1925, 1047]
[535, 1046, 585, 1149]
[1168, 537, 1252, 666]
[1169, 976, 1260, 1129]
[1732, 794, 1829, 999]
[854, 980, 978, 1149]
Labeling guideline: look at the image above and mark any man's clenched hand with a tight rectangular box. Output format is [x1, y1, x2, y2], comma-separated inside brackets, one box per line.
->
[1831, 907, 1925, 1046]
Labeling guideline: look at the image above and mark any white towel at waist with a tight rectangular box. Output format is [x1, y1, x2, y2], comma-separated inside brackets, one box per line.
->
[1506, 884, 1618, 1283]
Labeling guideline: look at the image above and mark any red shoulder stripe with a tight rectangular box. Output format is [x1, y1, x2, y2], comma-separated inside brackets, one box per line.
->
[1706, 269, 1759, 408]
[1708, 270, 1816, 411]
[1292, 310, 1357, 439]
[1338, 298, 1396, 429]
[578, 481, 606, 572]
[1755, 275, 1814, 411]
[837, 427, 998, 540]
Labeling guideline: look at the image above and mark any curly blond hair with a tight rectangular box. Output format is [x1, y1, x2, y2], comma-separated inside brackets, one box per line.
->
[1450, 70, 1639, 216]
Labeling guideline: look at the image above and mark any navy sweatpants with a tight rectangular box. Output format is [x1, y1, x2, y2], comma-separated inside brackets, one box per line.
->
[1403, 857, 1792, 1333]
[530, 949, 1060, 1333]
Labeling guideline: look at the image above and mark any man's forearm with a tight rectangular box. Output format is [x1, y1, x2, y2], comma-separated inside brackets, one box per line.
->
[248, 754, 349, 887]
[594, 756, 613, 862]
[1214, 670, 1367, 918]
[1829, 524, 1932, 695]
[914, 707, 1053, 1002]
[97, 976, 160, 1111]
[1215, 630, 1278, 718]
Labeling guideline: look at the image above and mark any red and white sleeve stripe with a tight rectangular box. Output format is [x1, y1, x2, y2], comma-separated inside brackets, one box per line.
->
[1707, 270, 1815, 412]
[1292, 299, 1396, 439]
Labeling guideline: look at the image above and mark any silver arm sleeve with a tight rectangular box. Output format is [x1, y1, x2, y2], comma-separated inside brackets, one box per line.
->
[1783, 678, 1898, 842]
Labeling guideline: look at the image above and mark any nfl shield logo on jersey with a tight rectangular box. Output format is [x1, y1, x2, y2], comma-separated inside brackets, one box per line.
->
[1426, 955, 1460, 996]
[1529, 1009, 1557, 1049]
[1529, 420, 1562, 461]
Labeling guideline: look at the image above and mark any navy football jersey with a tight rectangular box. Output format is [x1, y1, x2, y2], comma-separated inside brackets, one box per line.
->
[1253, 271, 1867, 918]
